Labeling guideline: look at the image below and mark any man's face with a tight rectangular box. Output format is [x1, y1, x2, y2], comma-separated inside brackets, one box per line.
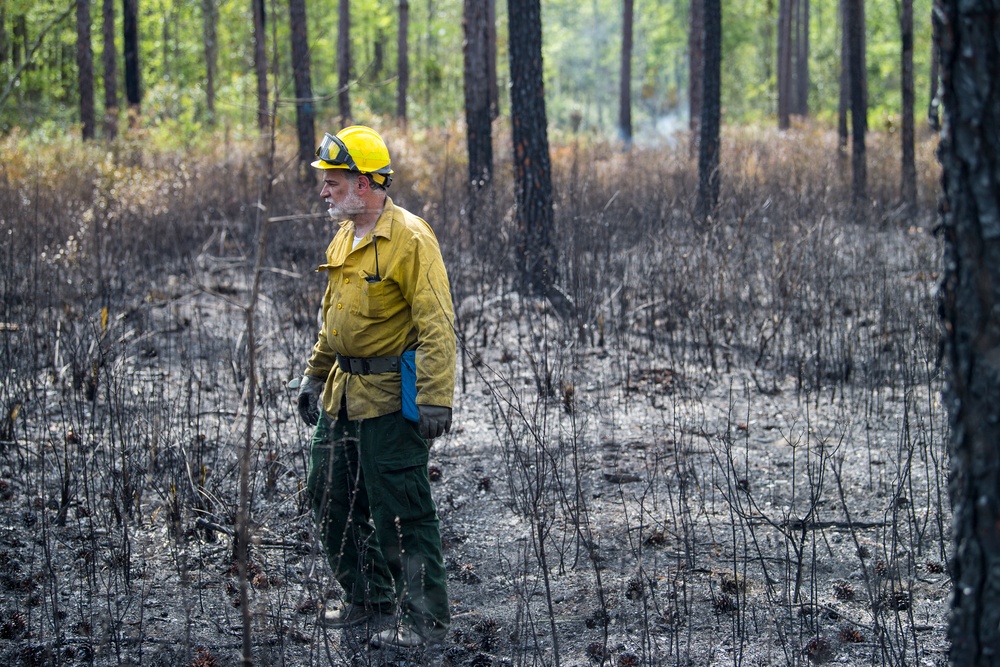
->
[320, 171, 364, 219]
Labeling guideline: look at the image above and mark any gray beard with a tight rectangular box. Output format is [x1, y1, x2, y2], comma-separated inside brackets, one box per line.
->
[327, 189, 365, 220]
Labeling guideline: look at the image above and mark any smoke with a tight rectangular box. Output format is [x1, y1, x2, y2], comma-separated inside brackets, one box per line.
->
[631, 109, 689, 149]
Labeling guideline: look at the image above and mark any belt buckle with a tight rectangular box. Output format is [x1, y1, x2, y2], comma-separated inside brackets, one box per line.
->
[340, 355, 360, 374]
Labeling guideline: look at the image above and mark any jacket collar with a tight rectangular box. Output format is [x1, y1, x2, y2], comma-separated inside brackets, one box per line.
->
[337, 196, 395, 241]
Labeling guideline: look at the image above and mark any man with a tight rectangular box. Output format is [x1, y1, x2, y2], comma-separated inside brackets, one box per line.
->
[296, 125, 456, 649]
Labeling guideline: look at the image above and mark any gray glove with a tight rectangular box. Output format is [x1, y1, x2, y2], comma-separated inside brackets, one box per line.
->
[418, 405, 452, 440]
[296, 375, 324, 426]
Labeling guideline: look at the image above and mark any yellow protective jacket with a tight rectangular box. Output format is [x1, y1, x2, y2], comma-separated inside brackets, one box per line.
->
[304, 197, 456, 421]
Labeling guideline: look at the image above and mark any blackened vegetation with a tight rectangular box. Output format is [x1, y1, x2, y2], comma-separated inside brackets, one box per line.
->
[0, 126, 949, 665]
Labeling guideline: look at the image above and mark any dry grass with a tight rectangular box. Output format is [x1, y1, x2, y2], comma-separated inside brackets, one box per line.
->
[0, 121, 947, 666]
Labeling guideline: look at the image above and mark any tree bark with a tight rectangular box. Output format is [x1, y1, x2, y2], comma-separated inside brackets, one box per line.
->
[508, 0, 556, 296]
[619, 0, 634, 145]
[0, 7, 7, 70]
[696, 0, 721, 219]
[10, 14, 28, 71]
[161, 5, 169, 82]
[486, 0, 498, 120]
[102, 0, 117, 139]
[338, 0, 351, 124]
[464, 0, 493, 190]
[898, 0, 916, 210]
[928, 6, 941, 131]
[795, 0, 809, 116]
[837, 0, 848, 151]
[252, 0, 268, 130]
[859, 0, 867, 132]
[791, 0, 799, 113]
[937, 0, 1000, 662]
[12, 15, 26, 71]
[846, 0, 865, 204]
[423, 0, 438, 117]
[373, 29, 384, 79]
[289, 0, 315, 177]
[688, 0, 703, 156]
[777, 0, 792, 129]
[762, 0, 774, 83]
[76, 0, 95, 140]
[397, 0, 409, 122]
[123, 0, 140, 121]
[202, 0, 217, 124]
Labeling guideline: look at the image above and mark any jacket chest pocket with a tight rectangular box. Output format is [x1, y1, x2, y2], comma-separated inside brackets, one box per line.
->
[359, 277, 387, 318]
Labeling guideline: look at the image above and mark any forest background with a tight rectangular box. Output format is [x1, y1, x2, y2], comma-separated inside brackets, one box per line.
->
[0, 0, 967, 666]
[0, 0, 934, 140]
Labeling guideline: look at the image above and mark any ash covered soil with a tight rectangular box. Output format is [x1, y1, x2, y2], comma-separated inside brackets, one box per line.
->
[0, 260, 950, 667]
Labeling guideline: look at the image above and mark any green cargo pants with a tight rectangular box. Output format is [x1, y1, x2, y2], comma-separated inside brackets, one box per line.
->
[306, 407, 450, 638]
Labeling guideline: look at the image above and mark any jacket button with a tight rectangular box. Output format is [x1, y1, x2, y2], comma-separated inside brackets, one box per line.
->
[337, 303, 343, 310]
[344, 278, 350, 284]
[331, 329, 338, 336]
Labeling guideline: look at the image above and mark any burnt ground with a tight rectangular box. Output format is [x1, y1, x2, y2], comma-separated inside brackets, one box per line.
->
[0, 232, 950, 667]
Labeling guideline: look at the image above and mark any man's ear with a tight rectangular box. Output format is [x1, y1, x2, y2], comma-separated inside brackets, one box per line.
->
[357, 174, 372, 192]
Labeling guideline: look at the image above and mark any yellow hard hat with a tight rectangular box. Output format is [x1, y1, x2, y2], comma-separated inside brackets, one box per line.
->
[312, 125, 394, 187]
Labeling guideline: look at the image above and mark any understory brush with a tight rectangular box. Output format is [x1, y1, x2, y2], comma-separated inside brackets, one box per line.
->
[0, 122, 947, 666]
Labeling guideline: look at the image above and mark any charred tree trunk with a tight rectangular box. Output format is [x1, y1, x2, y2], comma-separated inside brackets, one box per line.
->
[123, 0, 140, 122]
[928, 6, 941, 131]
[487, 0, 498, 120]
[76, 0, 95, 140]
[338, 0, 351, 124]
[937, 0, 1000, 662]
[202, 0, 217, 124]
[790, 0, 799, 114]
[795, 0, 809, 116]
[289, 0, 314, 177]
[777, 0, 792, 129]
[860, 0, 867, 132]
[846, 0, 866, 205]
[508, 0, 556, 297]
[252, 0, 268, 130]
[397, 0, 409, 122]
[102, 0, 117, 139]
[899, 0, 916, 210]
[464, 0, 493, 190]
[696, 0, 721, 219]
[619, 0, 634, 145]
[837, 0, 848, 151]
[688, 0, 703, 156]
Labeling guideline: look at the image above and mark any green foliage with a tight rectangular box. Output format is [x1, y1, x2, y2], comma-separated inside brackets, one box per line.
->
[719, 0, 773, 122]
[0, 0, 940, 140]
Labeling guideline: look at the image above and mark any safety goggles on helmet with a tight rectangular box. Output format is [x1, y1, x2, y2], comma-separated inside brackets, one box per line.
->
[315, 133, 359, 171]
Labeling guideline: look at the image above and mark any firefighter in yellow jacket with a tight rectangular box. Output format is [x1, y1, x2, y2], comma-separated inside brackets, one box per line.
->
[296, 125, 456, 649]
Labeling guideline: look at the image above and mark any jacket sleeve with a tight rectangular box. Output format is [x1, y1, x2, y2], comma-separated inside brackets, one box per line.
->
[399, 231, 456, 408]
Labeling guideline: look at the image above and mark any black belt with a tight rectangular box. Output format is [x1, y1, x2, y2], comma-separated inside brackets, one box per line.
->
[336, 354, 400, 374]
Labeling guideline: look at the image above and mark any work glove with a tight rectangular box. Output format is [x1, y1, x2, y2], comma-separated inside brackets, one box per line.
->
[296, 375, 325, 426]
[418, 405, 452, 440]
